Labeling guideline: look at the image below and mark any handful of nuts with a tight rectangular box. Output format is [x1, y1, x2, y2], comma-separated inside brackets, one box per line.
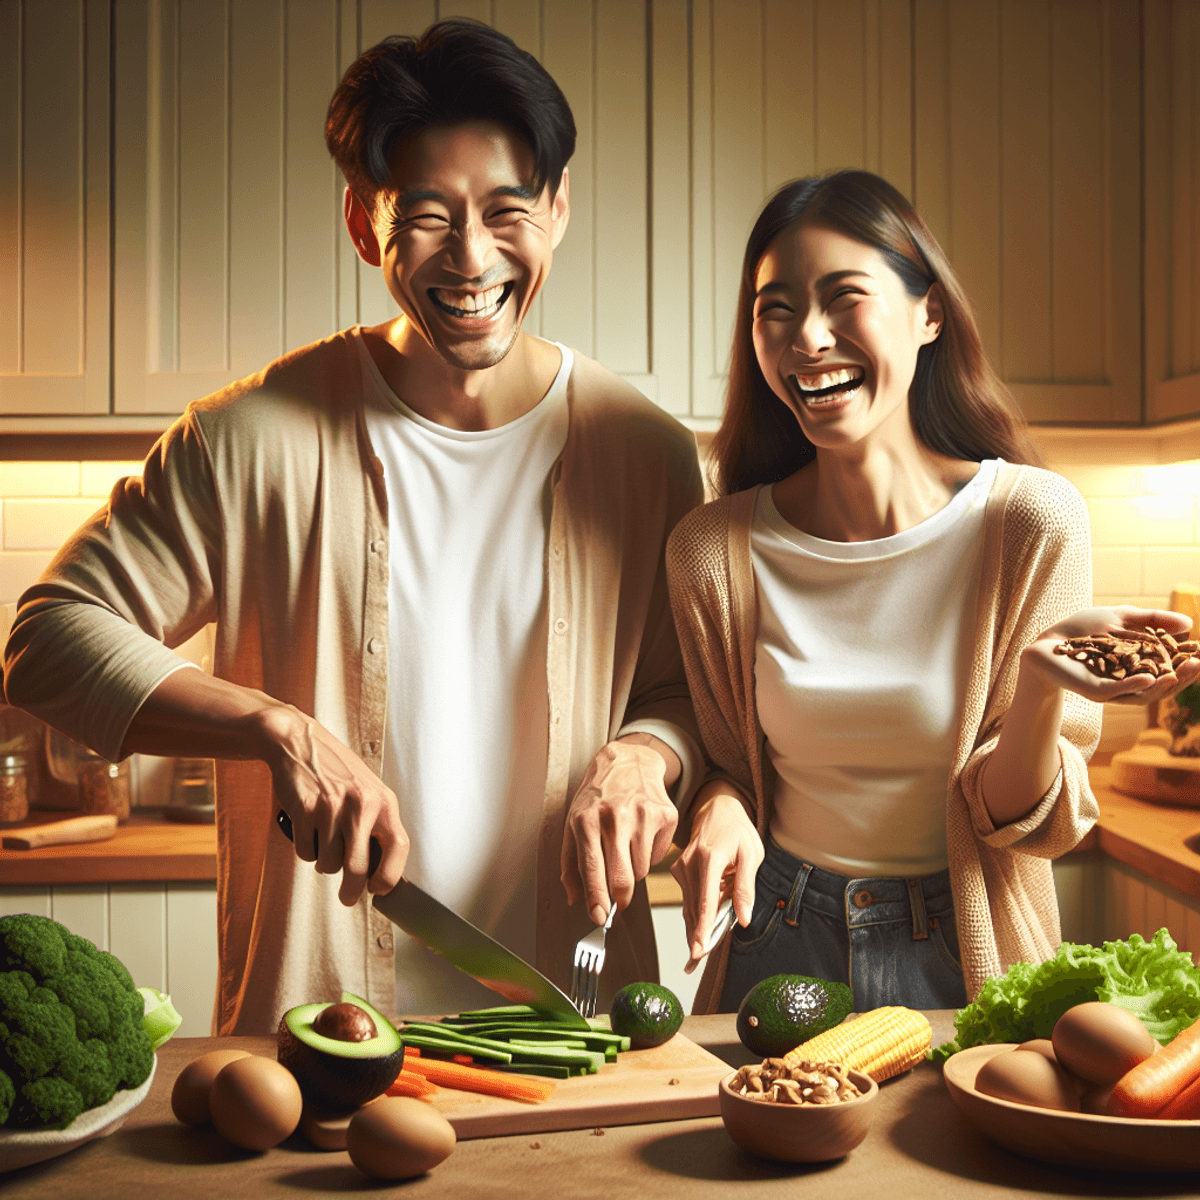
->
[1053, 628, 1199, 681]
[728, 1058, 863, 1105]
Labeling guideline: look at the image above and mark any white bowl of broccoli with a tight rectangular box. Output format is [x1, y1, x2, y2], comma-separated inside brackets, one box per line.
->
[0, 914, 162, 1173]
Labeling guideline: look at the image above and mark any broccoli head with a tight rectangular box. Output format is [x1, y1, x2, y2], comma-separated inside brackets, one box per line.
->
[0, 914, 153, 1129]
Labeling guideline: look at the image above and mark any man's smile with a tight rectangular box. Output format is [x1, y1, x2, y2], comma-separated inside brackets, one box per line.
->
[428, 281, 515, 319]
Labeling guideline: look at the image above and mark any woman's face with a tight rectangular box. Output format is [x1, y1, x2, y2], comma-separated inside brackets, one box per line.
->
[751, 221, 942, 452]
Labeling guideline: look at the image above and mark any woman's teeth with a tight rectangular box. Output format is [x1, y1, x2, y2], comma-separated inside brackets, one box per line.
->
[430, 282, 510, 319]
[793, 368, 864, 403]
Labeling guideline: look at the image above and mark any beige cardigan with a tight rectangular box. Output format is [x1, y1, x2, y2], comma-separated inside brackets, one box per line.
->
[5, 328, 703, 1034]
[665, 463, 1101, 1014]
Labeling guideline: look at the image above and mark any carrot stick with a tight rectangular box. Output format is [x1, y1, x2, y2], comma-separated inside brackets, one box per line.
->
[1106, 1017, 1200, 1117]
[385, 1071, 440, 1101]
[402, 1054, 556, 1103]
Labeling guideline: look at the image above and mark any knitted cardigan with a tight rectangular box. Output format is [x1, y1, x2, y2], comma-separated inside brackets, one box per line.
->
[665, 462, 1101, 1014]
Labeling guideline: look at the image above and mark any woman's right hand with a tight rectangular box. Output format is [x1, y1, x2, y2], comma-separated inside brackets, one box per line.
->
[671, 783, 764, 962]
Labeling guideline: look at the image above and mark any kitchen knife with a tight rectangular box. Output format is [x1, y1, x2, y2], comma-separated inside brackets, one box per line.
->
[275, 810, 587, 1027]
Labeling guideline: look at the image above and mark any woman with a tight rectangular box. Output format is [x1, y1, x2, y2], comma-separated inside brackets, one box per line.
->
[666, 170, 1199, 1015]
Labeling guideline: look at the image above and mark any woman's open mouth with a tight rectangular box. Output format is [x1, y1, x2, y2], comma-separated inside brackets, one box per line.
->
[791, 367, 865, 406]
[428, 281, 515, 321]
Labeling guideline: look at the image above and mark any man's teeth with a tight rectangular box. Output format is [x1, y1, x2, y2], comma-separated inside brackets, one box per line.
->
[431, 283, 508, 317]
[794, 368, 865, 396]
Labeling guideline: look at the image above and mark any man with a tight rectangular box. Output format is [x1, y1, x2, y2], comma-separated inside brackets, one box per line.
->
[3, 20, 702, 1033]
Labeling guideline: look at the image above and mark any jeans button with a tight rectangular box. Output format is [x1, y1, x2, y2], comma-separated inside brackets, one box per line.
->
[853, 888, 873, 909]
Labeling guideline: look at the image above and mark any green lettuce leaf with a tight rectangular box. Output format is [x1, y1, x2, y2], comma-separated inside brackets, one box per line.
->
[930, 929, 1200, 1063]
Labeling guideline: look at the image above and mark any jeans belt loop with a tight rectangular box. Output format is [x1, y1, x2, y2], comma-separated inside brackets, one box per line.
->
[907, 877, 930, 940]
[783, 862, 813, 927]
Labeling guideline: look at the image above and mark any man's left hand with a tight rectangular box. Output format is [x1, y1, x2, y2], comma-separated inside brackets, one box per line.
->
[561, 735, 680, 925]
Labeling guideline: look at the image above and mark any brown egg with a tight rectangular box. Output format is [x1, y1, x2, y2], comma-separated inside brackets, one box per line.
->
[346, 1096, 456, 1180]
[209, 1055, 303, 1151]
[171, 1049, 253, 1125]
[1016, 1038, 1058, 1063]
[1051, 1001, 1157, 1086]
[975, 1048, 1081, 1112]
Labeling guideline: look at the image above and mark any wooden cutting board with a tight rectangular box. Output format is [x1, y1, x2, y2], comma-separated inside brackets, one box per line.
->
[428, 1032, 729, 1139]
[1111, 742, 1200, 807]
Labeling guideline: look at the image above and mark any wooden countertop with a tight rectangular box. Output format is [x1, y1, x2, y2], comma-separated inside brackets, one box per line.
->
[6, 1012, 1197, 1198]
[0, 810, 216, 885]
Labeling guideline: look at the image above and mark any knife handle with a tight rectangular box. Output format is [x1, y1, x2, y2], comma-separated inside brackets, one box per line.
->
[275, 809, 382, 877]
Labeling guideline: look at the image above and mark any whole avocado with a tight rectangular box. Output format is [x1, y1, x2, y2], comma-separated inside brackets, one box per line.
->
[736, 974, 853, 1058]
[609, 982, 684, 1049]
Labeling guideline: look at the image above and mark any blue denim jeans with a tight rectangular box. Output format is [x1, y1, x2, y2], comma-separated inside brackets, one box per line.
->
[718, 837, 968, 1013]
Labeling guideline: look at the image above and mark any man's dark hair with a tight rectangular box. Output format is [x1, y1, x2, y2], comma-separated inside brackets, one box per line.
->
[326, 19, 576, 203]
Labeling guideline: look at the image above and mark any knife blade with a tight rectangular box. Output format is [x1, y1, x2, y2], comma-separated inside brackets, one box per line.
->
[275, 810, 587, 1027]
[372, 877, 588, 1027]
[683, 896, 735, 975]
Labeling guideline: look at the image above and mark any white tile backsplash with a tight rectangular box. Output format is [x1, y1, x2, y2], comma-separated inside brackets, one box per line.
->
[4, 498, 104, 551]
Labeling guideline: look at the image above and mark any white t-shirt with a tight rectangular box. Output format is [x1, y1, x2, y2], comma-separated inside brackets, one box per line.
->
[751, 459, 1000, 877]
[362, 341, 571, 1014]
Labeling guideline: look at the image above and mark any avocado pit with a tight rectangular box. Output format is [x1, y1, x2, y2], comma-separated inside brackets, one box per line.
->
[314, 1002, 377, 1043]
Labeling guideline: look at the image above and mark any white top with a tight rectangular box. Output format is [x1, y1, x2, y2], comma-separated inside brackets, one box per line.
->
[751, 459, 1001, 877]
[363, 342, 571, 1014]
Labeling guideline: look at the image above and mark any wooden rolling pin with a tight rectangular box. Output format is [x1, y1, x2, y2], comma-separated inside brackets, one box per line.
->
[2, 814, 118, 849]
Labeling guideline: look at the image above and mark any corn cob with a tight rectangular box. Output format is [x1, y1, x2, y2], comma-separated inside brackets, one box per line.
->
[782, 1006, 931, 1082]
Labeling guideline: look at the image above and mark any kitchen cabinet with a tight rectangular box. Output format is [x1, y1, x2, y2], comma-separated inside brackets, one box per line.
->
[0, 0, 110, 416]
[3, 0, 1197, 431]
[1144, 0, 1200, 423]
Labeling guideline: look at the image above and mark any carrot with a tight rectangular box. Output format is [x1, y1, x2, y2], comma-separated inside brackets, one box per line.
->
[1106, 1016, 1200, 1117]
[402, 1054, 556, 1103]
[1154, 1071, 1200, 1120]
[384, 1071, 440, 1102]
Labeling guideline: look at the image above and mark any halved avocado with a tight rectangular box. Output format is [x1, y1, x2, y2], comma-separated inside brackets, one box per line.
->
[277, 991, 404, 1112]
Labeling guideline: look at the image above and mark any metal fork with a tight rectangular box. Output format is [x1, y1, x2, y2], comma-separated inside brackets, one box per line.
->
[570, 900, 617, 1018]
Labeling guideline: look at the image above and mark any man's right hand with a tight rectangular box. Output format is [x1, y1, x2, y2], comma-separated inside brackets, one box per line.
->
[121, 669, 409, 907]
[671, 784, 763, 963]
[251, 704, 408, 906]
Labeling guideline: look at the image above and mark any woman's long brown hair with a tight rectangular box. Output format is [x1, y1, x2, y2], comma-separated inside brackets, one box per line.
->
[709, 170, 1043, 496]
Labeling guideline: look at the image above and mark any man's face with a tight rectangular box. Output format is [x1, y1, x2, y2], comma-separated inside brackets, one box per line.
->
[348, 121, 569, 371]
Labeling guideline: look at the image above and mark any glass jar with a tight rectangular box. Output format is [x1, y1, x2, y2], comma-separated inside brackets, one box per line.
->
[0, 754, 28, 823]
[171, 757, 215, 808]
[77, 754, 132, 821]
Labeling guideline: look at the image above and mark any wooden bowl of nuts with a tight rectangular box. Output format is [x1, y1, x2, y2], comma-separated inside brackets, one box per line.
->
[718, 1058, 880, 1162]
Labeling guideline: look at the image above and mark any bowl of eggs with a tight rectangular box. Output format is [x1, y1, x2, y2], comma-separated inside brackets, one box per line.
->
[943, 1002, 1200, 1172]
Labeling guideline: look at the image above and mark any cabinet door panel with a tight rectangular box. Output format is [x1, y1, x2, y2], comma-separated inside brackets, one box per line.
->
[915, 0, 1140, 424]
[1145, 0, 1200, 422]
[0, 0, 109, 416]
[114, 0, 342, 415]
